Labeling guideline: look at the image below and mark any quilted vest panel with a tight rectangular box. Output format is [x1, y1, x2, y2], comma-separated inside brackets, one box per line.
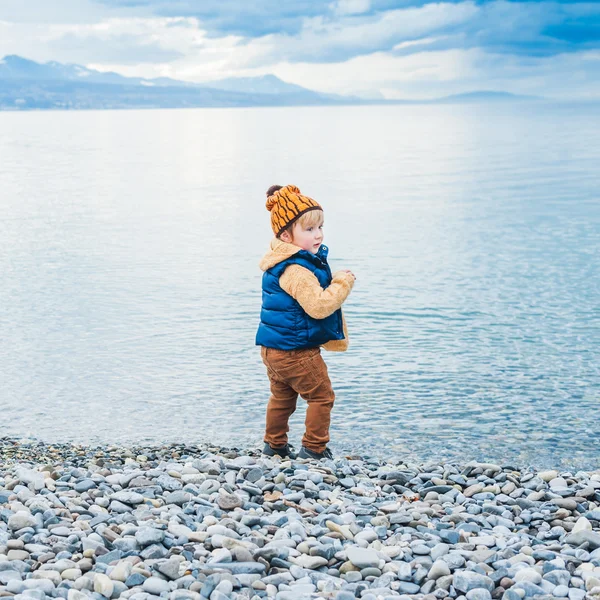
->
[256, 246, 344, 350]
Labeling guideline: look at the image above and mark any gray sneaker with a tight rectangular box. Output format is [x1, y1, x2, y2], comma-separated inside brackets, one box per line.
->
[298, 446, 333, 460]
[263, 443, 296, 459]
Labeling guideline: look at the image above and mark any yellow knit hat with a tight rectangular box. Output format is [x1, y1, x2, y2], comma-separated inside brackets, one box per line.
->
[266, 185, 322, 236]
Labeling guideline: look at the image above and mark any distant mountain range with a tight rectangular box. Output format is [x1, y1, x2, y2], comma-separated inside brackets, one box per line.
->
[0, 55, 540, 111]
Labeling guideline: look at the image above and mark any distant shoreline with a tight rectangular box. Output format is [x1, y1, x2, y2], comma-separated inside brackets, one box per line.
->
[0, 98, 576, 115]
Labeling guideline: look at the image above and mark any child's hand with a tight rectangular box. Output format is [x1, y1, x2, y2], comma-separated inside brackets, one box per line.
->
[341, 269, 356, 281]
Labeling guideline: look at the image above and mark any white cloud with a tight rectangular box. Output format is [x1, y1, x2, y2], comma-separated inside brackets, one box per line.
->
[266, 47, 600, 100]
[0, 21, 51, 62]
[0, 17, 239, 66]
[254, 2, 480, 63]
[0, 0, 147, 24]
[393, 36, 450, 52]
[331, 0, 371, 16]
[268, 49, 481, 98]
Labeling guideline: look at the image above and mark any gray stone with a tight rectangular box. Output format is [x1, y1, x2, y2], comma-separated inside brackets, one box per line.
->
[343, 571, 362, 583]
[7, 549, 29, 561]
[157, 559, 180, 580]
[74, 479, 97, 493]
[245, 468, 263, 483]
[360, 567, 382, 578]
[109, 500, 133, 513]
[15, 468, 46, 490]
[431, 543, 450, 561]
[8, 511, 38, 530]
[397, 582, 420, 594]
[346, 546, 380, 569]
[428, 560, 451, 580]
[171, 590, 200, 599]
[20, 590, 47, 600]
[143, 576, 171, 595]
[113, 537, 139, 552]
[125, 573, 147, 587]
[22, 579, 56, 594]
[215, 580, 234, 595]
[440, 530, 460, 544]
[112, 581, 128, 597]
[543, 570, 571, 586]
[395, 562, 412, 582]
[209, 548, 232, 563]
[335, 593, 355, 600]
[262, 573, 294, 586]
[136, 527, 166, 547]
[96, 549, 122, 564]
[140, 543, 168, 560]
[109, 560, 132, 582]
[389, 513, 412, 525]
[111, 491, 144, 505]
[127, 476, 155, 488]
[514, 568, 542, 585]
[0, 570, 22, 585]
[156, 474, 183, 491]
[165, 491, 193, 506]
[217, 492, 243, 510]
[532, 550, 556, 561]
[52, 559, 78, 572]
[67, 589, 90, 600]
[453, 571, 494, 593]
[512, 581, 546, 597]
[6, 580, 26, 595]
[203, 562, 266, 574]
[94, 573, 114, 598]
[565, 530, 600, 549]
[554, 585, 569, 598]
[466, 591, 492, 600]
[89, 514, 112, 528]
[292, 554, 328, 570]
[568, 589, 586, 600]
[443, 553, 465, 570]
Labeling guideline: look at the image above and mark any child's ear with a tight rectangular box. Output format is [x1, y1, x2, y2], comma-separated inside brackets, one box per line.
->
[280, 230, 292, 243]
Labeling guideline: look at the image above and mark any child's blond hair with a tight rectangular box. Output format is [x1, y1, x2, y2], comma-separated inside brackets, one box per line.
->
[278, 209, 324, 240]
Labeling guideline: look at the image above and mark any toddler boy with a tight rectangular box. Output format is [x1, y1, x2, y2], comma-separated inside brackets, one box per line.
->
[256, 184, 355, 459]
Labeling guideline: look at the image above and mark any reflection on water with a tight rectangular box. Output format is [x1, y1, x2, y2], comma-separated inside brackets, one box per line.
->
[0, 104, 599, 469]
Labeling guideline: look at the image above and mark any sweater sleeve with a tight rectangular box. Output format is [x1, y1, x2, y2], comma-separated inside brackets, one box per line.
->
[279, 264, 354, 320]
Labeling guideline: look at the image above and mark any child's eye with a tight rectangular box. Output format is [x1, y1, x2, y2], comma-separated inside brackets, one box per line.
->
[307, 227, 313, 231]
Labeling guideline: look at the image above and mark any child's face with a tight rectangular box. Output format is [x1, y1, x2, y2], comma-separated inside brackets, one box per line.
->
[287, 221, 324, 254]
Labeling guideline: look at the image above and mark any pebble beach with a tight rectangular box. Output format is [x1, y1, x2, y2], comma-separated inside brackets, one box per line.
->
[1, 439, 600, 600]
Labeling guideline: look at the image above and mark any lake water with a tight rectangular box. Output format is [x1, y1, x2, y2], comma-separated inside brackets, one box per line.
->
[1, 103, 599, 469]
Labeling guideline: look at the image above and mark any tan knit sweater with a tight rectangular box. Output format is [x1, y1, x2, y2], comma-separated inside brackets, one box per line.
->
[259, 238, 355, 351]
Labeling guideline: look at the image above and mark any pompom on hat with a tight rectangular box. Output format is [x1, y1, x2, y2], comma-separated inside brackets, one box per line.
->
[266, 184, 322, 236]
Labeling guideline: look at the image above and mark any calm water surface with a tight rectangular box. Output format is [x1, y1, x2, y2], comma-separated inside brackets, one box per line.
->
[1, 104, 599, 469]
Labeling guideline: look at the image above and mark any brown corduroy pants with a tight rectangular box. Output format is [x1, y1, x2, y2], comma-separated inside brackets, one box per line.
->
[261, 346, 335, 453]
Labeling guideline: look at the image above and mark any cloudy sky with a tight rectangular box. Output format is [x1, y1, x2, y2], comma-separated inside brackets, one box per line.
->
[0, 0, 599, 99]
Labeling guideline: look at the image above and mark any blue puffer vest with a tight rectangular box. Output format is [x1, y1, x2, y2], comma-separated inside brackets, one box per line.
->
[256, 245, 344, 350]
